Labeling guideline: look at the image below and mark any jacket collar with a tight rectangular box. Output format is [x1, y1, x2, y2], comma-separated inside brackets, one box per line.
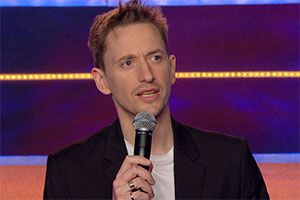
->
[172, 119, 206, 199]
[101, 118, 206, 199]
[102, 119, 128, 184]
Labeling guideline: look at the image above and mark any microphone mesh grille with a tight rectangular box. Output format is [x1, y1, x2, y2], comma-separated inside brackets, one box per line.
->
[133, 112, 156, 131]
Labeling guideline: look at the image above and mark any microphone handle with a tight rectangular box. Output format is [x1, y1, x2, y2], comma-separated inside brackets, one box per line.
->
[134, 130, 152, 170]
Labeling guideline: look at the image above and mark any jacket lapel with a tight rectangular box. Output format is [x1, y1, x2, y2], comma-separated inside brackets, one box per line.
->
[98, 118, 206, 198]
[173, 119, 206, 199]
[101, 119, 128, 185]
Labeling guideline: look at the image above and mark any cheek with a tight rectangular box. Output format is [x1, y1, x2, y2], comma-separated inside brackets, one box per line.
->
[160, 67, 173, 84]
[108, 76, 132, 96]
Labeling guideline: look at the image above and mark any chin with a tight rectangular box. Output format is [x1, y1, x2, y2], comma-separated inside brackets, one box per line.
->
[135, 107, 159, 116]
[142, 106, 166, 118]
[134, 101, 168, 118]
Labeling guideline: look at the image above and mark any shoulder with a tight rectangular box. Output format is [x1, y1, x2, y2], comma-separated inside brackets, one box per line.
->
[48, 120, 118, 165]
[175, 119, 246, 146]
[44, 120, 121, 199]
[173, 119, 249, 162]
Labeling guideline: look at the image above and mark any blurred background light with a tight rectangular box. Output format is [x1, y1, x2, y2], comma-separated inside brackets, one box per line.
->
[0, 0, 299, 7]
[0, 71, 299, 81]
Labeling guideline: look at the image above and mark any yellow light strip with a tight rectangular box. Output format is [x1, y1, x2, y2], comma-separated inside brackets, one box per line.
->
[0, 73, 93, 81]
[175, 71, 300, 79]
[0, 71, 299, 81]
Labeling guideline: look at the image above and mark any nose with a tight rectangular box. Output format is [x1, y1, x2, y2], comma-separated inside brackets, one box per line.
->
[138, 59, 154, 83]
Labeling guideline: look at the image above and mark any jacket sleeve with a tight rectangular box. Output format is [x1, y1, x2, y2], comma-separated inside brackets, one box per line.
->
[43, 154, 70, 199]
[240, 139, 270, 199]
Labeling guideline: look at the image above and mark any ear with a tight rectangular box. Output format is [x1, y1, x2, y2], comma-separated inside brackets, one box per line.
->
[91, 67, 111, 95]
[169, 54, 176, 85]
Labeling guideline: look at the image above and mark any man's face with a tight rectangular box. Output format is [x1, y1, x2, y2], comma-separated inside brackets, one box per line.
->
[93, 23, 176, 119]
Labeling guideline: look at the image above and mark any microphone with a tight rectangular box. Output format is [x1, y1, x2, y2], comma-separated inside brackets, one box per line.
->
[133, 112, 156, 169]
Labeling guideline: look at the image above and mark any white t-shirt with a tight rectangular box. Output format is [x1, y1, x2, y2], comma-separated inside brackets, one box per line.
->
[125, 140, 175, 200]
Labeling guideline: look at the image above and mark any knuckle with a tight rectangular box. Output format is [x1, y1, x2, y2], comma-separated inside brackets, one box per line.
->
[114, 192, 122, 199]
[135, 190, 150, 200]
[112, 179, 119, 188]
[132, 165, 138, 173]
[114, 187, 122, 195]
[144, 172, 151, 180]
[134, 177, 141, 184]
[125, 155, 131, 162]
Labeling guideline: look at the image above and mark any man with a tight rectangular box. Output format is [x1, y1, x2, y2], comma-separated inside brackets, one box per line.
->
[44, 0, 269, 199]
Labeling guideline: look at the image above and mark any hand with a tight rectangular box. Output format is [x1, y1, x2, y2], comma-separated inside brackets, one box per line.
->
[112, 155, 155, 200]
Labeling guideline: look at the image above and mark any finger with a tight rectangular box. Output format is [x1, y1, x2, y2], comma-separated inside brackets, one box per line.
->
[132, 189, 153, 200]
[148, 162, 153, 173]
[131, 177, 154, 198]
[113, 176, 154, 198]
[114, 164, 155, 188]
[116, 155, 152, 178]
[125, 164, 155, 185]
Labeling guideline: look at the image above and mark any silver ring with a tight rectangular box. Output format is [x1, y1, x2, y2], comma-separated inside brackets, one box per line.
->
[130, 192, 134, 200]
[128, 179, 134, 188]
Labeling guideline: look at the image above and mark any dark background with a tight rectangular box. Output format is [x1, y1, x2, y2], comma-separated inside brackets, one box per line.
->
[1, 4, 299, 155]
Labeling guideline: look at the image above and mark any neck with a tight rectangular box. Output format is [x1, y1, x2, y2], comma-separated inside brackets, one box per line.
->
[151, 109, 174, 155]
[118, 106, 174, 156]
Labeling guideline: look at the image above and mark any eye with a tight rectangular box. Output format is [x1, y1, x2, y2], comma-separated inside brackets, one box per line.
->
[122, 60, 132, 68]
[151, 55, 162, 62]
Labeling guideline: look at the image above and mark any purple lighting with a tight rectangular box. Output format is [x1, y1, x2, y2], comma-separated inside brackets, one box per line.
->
[0, 0, 299, 7]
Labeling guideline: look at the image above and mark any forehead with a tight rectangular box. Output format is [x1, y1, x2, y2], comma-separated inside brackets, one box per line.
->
[104, 23, 166, 59]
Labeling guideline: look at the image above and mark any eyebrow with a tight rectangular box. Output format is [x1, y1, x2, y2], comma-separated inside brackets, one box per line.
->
[114, 54, 136, 64]
[147, 48, 165, 56]
[114, 48, 166, 63]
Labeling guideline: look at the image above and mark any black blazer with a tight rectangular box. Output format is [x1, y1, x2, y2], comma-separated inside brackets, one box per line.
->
[44, 119, 269, 199]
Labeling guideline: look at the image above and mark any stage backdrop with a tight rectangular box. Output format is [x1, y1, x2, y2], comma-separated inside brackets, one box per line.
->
[1, 4, 299, 155]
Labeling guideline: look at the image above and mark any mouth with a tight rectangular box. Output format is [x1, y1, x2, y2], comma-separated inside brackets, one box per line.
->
[137, 89, 159, 97]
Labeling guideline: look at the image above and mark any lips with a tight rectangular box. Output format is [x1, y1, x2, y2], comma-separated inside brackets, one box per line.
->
[137, 88, 159, 97]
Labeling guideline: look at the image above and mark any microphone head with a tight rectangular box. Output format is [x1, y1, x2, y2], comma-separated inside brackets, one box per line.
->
[133, 112, 157, 132]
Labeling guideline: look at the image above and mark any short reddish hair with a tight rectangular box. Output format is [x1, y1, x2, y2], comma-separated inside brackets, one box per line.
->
[87, 0, 168, 69]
